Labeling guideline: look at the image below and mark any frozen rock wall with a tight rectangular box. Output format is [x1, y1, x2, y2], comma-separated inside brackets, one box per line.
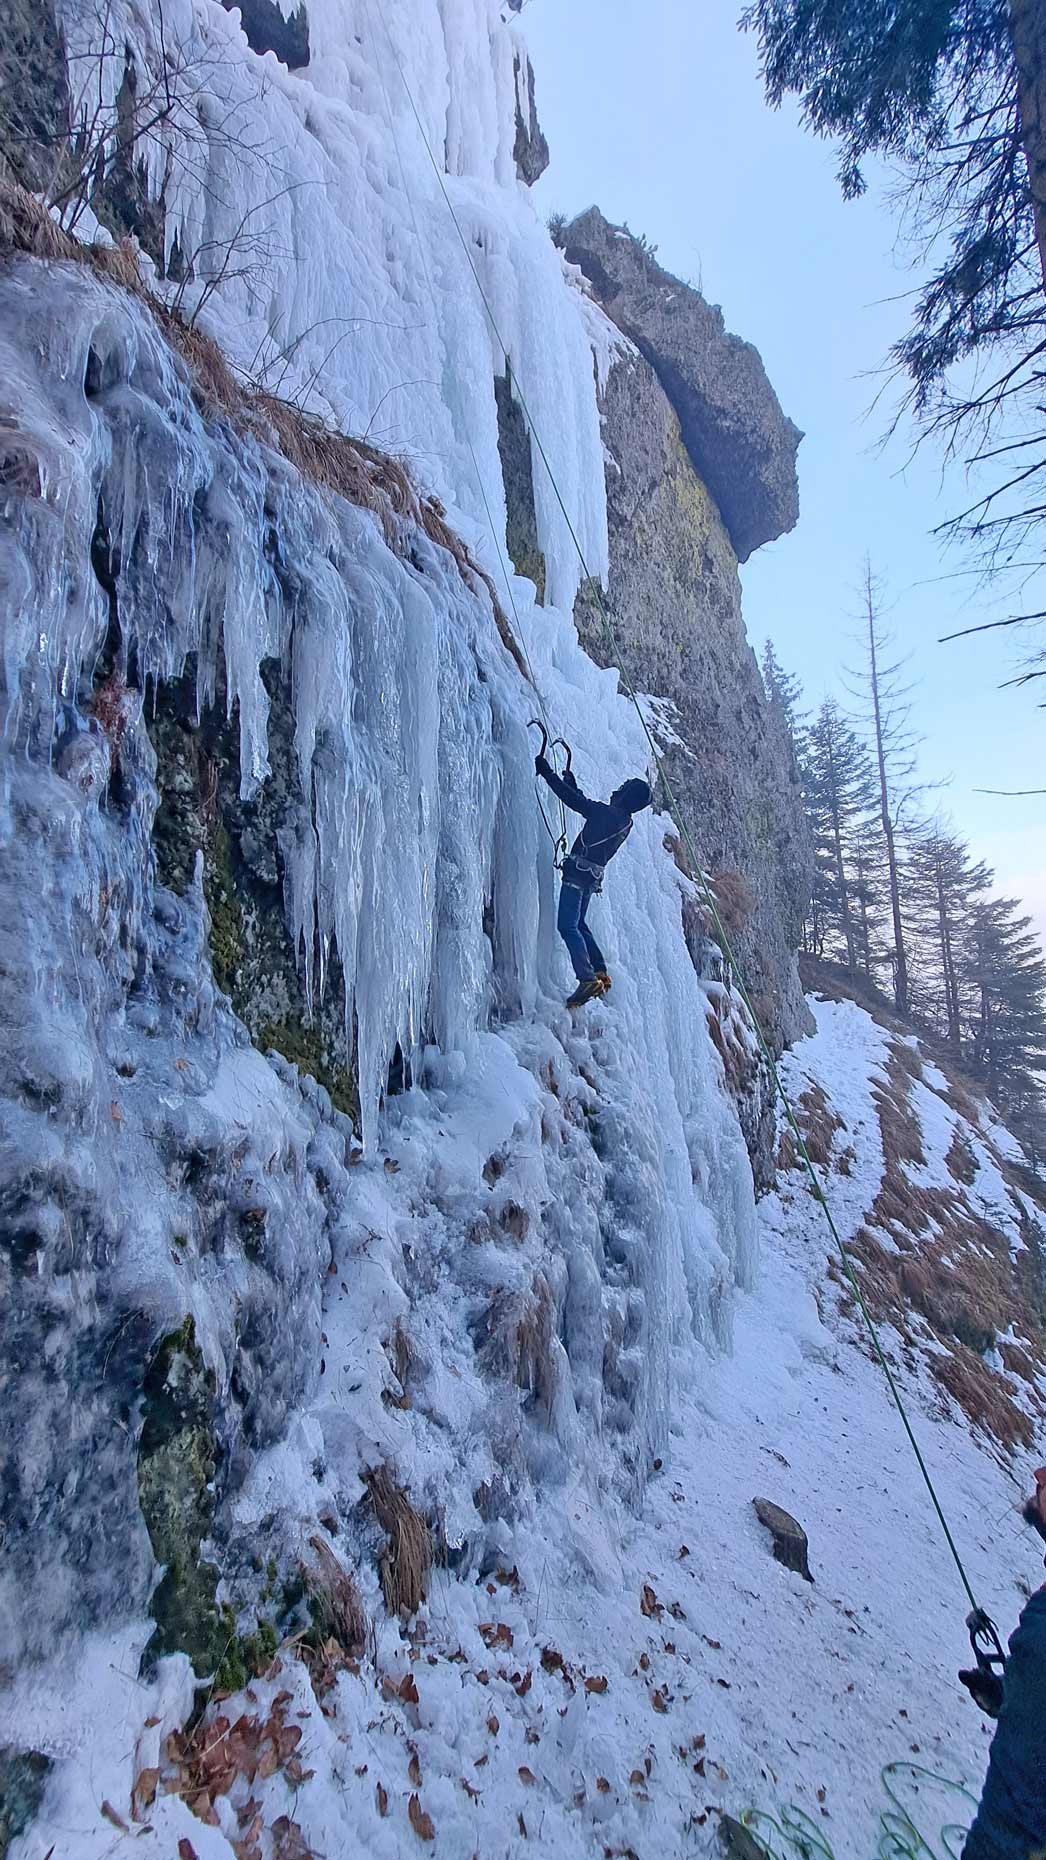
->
[555, 213, 813, 1068]
[0, 0, 812, 1830]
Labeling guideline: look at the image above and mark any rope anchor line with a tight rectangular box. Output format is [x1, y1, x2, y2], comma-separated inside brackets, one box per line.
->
[371, 14, 990, 1630]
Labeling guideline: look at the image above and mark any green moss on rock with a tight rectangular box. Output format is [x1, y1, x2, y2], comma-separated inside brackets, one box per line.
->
[496, 371, 546, 603]
[137, 1317, 227, 1677]
[148, 657, 360, 1130]
[259, 1014, 360, 1122]
[204, 819, 246, 999]
[0, 1749, 50, 1859]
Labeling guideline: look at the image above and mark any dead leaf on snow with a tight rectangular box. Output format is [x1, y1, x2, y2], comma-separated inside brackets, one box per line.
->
[100, 1803, 129, 1833]
[132, 1767, 159, 1818]
[408, 1752, 422, 1787]
[408, 1793, 435, 1841]
[518, 1766, 536, 1785]
[585, 1675, 608, 1694]
[376, 1781, 389, 1817]
[651, 1689, 669, 1713]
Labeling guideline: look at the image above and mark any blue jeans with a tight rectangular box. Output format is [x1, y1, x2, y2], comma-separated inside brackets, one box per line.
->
[557, 883, 606, 983]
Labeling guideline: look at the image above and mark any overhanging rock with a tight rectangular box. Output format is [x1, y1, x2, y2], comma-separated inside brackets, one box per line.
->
[563, 207, 801, 561]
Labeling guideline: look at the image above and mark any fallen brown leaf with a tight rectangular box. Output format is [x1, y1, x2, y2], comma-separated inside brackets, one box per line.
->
[376, 1781, 389, 1817]
[408, 1793, 435, 1841]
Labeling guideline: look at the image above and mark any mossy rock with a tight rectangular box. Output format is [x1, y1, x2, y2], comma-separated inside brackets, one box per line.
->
[0, 1748, 50, 1859]
[149, 656, 360, 1129]
[496, 370, 546, 603]
[137, 1317, 226, 1677]
[258, 1014, 360, 1122]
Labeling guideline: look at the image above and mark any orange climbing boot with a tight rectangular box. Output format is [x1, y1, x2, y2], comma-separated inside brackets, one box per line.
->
[594, 971, 612, 993]
[567, 976, 604, 1009]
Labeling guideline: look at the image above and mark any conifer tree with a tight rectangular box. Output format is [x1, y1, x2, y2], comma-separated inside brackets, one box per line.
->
[803, 696, 877, 973]
[761, 639, 807, 757]
[964, 896, 1046, 1125]
[904, 826, 992, 1047]
[745, 0, 1046, 610]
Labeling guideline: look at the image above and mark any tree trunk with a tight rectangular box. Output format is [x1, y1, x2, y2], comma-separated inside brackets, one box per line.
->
[866, 592, 909, 1016]
[933, 849, 961, 1049]
[1009, 0, 1046, 296]
[824, 727, 856, 976]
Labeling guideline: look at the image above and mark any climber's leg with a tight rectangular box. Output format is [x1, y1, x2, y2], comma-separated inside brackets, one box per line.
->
[558, 883, 595, 983]
[578, 891, 607, 979]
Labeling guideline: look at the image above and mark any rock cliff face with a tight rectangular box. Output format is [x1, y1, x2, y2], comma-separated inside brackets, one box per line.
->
[499, 215, 812, 1072]
[563, 209, 801, 563]
[576, 316, 813, 1060]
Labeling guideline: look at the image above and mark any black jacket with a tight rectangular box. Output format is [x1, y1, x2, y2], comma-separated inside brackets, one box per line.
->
[963, 1583, 1046, 1860]
[538, 761, 634, 889]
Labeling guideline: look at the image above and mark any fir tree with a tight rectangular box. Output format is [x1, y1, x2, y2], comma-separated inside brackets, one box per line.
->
[964, 896, 1046, 1120]
[904, 826, 992, 1047]
[761, 638, 807, 756]
[803, 697, 878, 973]
[745, 0, 1046, 628]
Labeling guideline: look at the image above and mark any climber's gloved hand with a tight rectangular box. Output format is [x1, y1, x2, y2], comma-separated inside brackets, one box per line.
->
[959, 1666, 1005, 1718]
[535, 754, 551, 779]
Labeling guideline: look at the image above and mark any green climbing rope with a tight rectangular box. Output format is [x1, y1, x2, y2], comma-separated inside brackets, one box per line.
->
[371, 14, 989, 1628]
[739, 1762, 979, 1860]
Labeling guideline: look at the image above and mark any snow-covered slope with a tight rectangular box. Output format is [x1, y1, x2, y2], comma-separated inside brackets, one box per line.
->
[5, 993, 1044, 1860]
[1, 5, 1043, 1858]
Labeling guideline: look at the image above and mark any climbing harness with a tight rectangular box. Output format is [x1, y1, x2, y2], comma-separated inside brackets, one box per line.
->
[368, 9, 998, 1659]
[528, 719, 571, 869]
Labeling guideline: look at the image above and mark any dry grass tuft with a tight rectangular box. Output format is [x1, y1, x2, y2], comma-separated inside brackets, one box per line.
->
[836, 1040, 1046, 1448]
[0, 179, 529, 678]
[366, 1468, 431, 1619]
[710, 867, 755, 939]
[946, 1127, 978, 1186]
[304, 1535, 366, 1660]
[776, 1081, 843, 1175]
[479, 1276, 558, 1415]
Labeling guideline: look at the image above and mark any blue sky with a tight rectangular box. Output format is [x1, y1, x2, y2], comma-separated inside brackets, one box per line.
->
[523, 0, 1044, 940]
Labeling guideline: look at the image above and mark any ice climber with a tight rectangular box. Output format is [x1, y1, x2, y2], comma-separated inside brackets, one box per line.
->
[961, 1465, 1046, 1860]
[535, 750, 652, 1008]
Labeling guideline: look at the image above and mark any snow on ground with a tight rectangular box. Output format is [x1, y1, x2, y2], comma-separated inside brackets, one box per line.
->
[10, 994, 1043, 1860]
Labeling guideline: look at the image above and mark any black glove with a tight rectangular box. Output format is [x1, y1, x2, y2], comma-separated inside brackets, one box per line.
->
[959, 1666, 1005, 1718]
[535, 754, 551, 779]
